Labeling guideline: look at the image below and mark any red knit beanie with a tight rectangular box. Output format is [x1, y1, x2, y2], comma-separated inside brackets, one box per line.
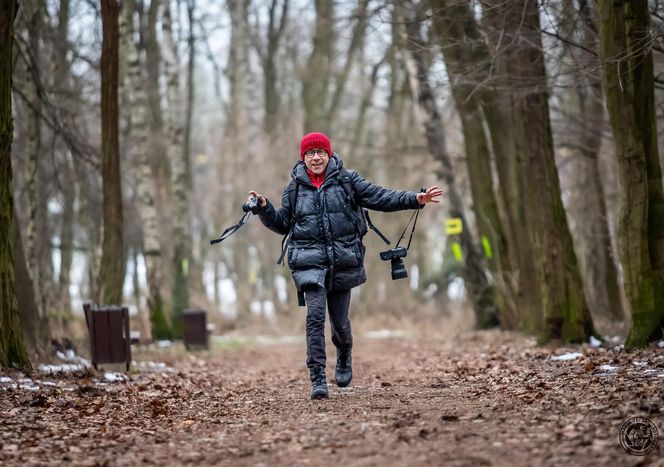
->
[300, 132, 332, 159]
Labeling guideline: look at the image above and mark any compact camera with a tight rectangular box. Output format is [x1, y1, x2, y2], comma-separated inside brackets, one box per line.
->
[379, 246, 408, 280]
[242, 196, 261, 214]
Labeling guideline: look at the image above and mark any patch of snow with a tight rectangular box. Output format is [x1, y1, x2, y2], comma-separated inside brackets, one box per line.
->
[42, 381, 57, 387]
[551, 352, 583, 361]
[55, 350, 91, 366]
[38, 363, 87, 374]
[633, 361, 648, 367]
[156, 340, 172, 348]
[658, 340, 664, 348]
[589, 336, 602, 348]
[0, 376, 13, 383]
[103, 372, 128, 382]
[598, 365, 618, 373]
[607, 336, 622, 344]
[20, 384, 40, 391]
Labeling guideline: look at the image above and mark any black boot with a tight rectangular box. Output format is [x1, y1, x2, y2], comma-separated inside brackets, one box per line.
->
[309, 365, 329, 400]
[335, 349, 352, 387]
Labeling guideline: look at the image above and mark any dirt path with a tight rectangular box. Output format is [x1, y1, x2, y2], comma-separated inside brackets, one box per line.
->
[1, 331, 663, 466]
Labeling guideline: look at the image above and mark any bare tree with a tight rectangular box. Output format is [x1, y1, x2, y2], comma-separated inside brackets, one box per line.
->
[429, 0, 514, 324]
[400, 0, 499, 328]
[491, 0, 595, 342]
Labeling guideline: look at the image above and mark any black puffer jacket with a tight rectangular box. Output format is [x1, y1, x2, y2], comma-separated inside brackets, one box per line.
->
[258, 154, 420, 291]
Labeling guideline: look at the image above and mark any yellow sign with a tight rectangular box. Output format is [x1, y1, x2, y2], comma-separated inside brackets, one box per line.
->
[445, 218, 463, 235]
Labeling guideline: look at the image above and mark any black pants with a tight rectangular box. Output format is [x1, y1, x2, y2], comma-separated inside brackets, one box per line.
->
[304, 285, 353, 368]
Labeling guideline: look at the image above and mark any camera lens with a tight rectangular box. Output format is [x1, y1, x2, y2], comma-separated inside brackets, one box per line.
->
[390, 258, 408, 280]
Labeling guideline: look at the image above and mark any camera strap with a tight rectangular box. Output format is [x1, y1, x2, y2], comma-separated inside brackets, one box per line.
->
[395, 208, 421, 252]
[363, 210, 391, 245]
[210, 211, 252, 245]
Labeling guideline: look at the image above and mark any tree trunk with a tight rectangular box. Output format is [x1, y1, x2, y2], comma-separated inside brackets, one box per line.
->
[99, 0, 124, 305]
[224, 0, 254, 325]
[58, 151, 75, 334]
[0, 0, 31, 369]
[400, 0, 499, 328]
[473, 0, 542, 332]
[554, 0, 623, 323]
[122, 0, 169, 340]
[12, 207, 44, 354]
[262, 0, 289, 135]
[429, 0, 513, 324]
[326, 0, 369, 129]
[18, 1, 48, 320]
[599, 0, 664, 348]
[502, 1, 595, 343]
[302, 0, 334, 132]
[146, 0, 163, 132]
[163, 2, 191, 336]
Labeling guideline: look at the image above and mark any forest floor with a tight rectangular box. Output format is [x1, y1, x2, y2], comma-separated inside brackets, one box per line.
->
[1, 326, 663, 466]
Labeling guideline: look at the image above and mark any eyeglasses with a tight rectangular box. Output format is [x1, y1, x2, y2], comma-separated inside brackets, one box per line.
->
[304, 149, 328, 159]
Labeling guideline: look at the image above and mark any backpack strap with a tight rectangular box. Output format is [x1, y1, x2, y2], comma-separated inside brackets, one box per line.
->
[277, 180, 299, 265]
[338, 168, 357, 210]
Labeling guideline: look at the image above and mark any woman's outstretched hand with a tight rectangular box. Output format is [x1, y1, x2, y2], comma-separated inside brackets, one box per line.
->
[416, 186, 445, 205]
[248, 190, 267, 207]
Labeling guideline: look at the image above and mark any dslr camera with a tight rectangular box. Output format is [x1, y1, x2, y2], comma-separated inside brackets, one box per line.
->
[379, 246, 408, 280]
[242, 196, 261, 215]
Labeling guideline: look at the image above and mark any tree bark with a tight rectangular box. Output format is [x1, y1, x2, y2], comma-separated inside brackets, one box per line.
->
[599, 0, 664, 348]
[99, 0, 124, 305]
[0, 0, 31, 369]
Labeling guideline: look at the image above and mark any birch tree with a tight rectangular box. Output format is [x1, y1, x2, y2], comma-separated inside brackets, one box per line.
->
[163, 2, 191, 335]
[121, 0, 170, 339]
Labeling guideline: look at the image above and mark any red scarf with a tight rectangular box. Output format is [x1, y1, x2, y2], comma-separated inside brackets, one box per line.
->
[306, 169, 325, 188]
